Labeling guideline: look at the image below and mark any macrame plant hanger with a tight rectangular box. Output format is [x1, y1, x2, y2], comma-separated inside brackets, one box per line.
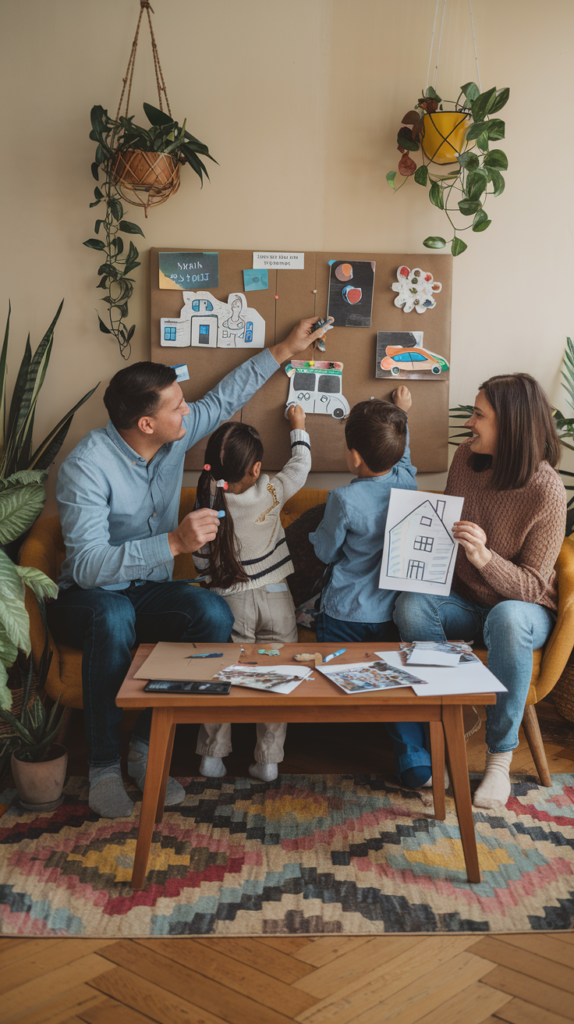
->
[110, 0, 181, 215]
[425, 0, 483, 98]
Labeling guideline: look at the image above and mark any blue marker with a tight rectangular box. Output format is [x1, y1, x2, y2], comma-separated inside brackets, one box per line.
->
[324, 648, 347, 663]
[217, 510, 226, 518]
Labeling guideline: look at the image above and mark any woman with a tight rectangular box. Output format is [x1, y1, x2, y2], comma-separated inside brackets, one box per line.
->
[392, 373, 566, 809]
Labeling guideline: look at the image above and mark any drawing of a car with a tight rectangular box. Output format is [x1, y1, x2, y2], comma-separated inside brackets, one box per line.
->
[380, 347, 449, 376]
[285, 360, 350, 418]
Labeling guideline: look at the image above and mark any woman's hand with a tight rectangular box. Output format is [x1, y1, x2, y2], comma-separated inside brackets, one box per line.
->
[452, 521, 492, 569]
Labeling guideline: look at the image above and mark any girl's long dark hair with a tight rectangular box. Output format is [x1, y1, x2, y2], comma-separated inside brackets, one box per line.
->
[196, 422, 264, 589]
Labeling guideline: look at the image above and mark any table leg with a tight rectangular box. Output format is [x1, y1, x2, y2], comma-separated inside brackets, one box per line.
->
[442, 705, 481, 884]
[131, 708, 173, 890]
[156, 724, 176, 825]
[429, 721, 446, 821]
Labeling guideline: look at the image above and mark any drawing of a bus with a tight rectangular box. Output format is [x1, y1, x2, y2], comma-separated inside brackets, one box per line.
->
[285, 360, 350, 418]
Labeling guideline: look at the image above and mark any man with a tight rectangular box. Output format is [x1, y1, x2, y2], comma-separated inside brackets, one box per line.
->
[48, 318, 321, 818]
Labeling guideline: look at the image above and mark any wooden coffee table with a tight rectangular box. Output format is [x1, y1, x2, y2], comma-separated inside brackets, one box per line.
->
[117, 642, 496, 889]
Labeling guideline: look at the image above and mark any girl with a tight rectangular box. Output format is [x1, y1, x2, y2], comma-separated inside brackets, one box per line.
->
[194, 404, 311, 781]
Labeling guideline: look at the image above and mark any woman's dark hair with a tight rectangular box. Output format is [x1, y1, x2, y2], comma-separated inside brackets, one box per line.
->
[345, 399, 407, 473]
[104, 361, 177, 430]
[196, 422, 264, 590]
[472, 372, 561, 490]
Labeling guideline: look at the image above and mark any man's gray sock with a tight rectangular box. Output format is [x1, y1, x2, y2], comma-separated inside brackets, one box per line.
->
[89, 762, 134, 818]
[128, 736, 186, 807]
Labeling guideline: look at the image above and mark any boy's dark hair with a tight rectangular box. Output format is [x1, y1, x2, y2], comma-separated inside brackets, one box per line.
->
[471, 372, 560, 490]
[104, 361, 177, 430]
[197, 421, 264, 590]
[345, 399, 407, 473]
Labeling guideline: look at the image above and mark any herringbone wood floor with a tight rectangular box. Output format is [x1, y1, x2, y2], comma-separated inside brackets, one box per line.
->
[2, 703, 573, 1024]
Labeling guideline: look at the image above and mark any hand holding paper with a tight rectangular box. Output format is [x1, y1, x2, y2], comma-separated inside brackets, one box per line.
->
[452, 521, 492, 569]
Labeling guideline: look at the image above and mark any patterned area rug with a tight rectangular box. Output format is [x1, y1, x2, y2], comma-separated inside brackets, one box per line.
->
[0, 773, 573, 936]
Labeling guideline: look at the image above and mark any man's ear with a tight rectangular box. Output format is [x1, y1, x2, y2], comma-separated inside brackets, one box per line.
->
[137, 415, 155, 436]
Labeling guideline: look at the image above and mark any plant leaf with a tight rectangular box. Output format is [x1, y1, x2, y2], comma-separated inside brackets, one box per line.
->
[466, 169, 488, 200]
[0, 470, 47, 544]
[0, 550, 29, 653]
[429, 181, 444, 209]
[83, 238, 106, 250]
[488, 169, 505, 196]
[472, 210, 492, 232]
[460, 82, 480, 102]
[466, 120, 487, 141]
[458, 198, 481, 216]
[109, 198, 123, 221]
[486, 119, 505, 140]
[414, 165, 428, 186]
[425, 86, 441, 100]
[475, 131, 489, 152]
[482, 149, 508, 170]
[397, 128, 419, 153]
[119, 220, 145, 237]
[458, 152, 479, 170]
[423, 236, 447, 249]
[471, 86, 497, 122]
[97, 314, 111, 335]
[16, 566, 58, 602]
[451, 236, 468, 256]
[28, 383, 99, 471]
[489, 87, 510, 114]
[386, 170, 396, 189]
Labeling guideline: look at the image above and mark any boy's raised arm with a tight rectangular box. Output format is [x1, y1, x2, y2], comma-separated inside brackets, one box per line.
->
[309, 490, 348, 566]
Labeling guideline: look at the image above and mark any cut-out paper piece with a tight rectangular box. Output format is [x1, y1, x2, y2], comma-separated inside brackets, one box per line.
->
[379, 489, 464, 596]
[376, 332, 449, 379]
[160, 291, 265, 349]
[391, 266, 442, 313]
[285, 360, 350, 418]
[327, 260, 375, 328]
[243, 269, 268, 291]
[159, 252, 219, 290]
[253, 252, 304, 269]
[171, 363, 190, 382]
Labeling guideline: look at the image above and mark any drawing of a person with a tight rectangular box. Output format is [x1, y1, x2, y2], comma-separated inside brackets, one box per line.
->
[221, 295, 246, 345]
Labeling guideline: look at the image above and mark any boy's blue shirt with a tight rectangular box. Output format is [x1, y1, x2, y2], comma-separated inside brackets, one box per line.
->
[309, 428, 417, 623]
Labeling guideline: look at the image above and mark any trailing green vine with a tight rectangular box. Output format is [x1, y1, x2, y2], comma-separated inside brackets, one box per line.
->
[387, 82, 509, 257]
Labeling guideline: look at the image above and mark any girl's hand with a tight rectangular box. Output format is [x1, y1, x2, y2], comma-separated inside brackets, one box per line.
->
[452, 521, 492, 569]
[287, 403, 306, 430]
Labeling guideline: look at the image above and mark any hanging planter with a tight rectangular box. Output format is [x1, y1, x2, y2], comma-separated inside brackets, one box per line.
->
[83, 1, 217, 358]
[387, 82, 509, 257]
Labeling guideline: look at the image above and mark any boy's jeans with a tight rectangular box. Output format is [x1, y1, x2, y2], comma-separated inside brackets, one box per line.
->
[47, 581, 234, 766]
[392, 591, 555, 775]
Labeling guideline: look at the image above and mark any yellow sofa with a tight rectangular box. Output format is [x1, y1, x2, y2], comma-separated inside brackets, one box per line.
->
[19, 487, 574, 785]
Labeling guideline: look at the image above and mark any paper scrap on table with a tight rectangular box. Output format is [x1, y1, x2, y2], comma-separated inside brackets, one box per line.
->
[253, 252, 304, 270]
[135, 643, 243, 682]
[380, 489, 464, 597]
[401, 641, 478, 667]
[214, 664, 311, 694]
[317, 661, 423, 694]
[243, 269, 268, 291]
[378, 651, 507, 697]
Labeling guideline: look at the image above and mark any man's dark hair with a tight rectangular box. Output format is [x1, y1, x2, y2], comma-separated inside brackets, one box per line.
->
[103, 361, 177, 430]
[471, 372, 561, 490]
[345, 399, 407, 473]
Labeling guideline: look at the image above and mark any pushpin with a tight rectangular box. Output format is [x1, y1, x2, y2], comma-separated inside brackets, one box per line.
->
[275, 295, 279, 300]
[312, 289, 317, 294]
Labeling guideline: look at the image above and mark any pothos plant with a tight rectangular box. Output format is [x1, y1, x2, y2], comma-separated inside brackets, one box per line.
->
[85, 102, 216, 359]
[386, 82, 509, 256]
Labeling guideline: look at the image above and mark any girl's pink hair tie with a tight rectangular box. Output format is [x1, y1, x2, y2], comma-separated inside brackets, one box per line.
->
[203, 463, 211, 471]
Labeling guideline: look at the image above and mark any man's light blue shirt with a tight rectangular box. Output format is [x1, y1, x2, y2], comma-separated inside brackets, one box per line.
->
[309, 430, 417, 623]
[57, 348, 280, 591]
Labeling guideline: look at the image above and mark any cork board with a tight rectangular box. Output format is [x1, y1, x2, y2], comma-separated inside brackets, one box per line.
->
[149, 248, 452, 472]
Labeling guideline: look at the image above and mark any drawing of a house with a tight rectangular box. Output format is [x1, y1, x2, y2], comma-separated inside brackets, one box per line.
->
[386, 499, 456, 584]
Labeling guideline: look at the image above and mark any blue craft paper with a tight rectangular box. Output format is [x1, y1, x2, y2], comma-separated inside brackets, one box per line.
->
[243, 269, 269, 291]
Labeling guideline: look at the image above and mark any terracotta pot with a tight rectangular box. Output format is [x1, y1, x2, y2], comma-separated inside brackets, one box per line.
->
[11, 744, 68, 812]
[111, 150, 179, 188]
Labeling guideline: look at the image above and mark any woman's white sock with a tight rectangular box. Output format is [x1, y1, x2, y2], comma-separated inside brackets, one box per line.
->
[473, 751, 513, 809]
[200, 756, 226, 778]
[249, 762, 278, 782]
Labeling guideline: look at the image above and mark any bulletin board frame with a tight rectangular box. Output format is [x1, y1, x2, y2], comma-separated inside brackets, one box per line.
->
[149, 248, 453, 473]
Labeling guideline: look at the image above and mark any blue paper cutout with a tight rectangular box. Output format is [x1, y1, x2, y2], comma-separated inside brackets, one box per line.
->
[243, 269, 269, 291]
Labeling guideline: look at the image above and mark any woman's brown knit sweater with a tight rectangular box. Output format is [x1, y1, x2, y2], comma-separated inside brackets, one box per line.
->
[445, 440, 567, 611]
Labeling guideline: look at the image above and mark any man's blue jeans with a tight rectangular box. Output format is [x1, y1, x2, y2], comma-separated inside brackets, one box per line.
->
[47, 581, 234, 767]
[392, 591, 555, 775]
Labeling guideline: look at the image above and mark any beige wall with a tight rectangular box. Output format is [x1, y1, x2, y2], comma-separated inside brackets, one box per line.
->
[1, 0, 573, 510]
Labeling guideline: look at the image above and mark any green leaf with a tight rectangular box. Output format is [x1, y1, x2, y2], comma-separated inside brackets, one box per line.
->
[414, 165, 428, 186]
[486, 119, 505, 140]
[488, 169, 505, 196]
[425, 86, 441, 100]
[91, 162, 100, 182]
[119, 220, 145, 237]
[397, 128, 419, 152]
[451, 237, 468, 257]
[386, 170, 396, 189]
[466, 120, 487, 141]
[97, 314, 111, 335]
[482, 149, 508, 170]
[111, 237, 124, 255]
[0, 620, 18, 670]
[0, 551, 29, 654]
[97, 263, 118, 280]
[109, 198, 123, 221]
[471, 86, 497, 122]
[475, 132, 489, 152]
[423, 236, 447, 249]
[16, 566, 58, 602]
[472, 210, 492, 232]
[458, 198, 481, 216]
[429, 181, 444, 209]
[458, 152, 479, 170]
[0, 303, 10, 451]
[94, 220, 103, 235]
[465, 169, 488, 200]
[0, 471, 47, 544]
[83, 238, 106, 250]
[460, 82, 480, 102]
[127, 324, 136, 342]
[489, 87, 510, 114]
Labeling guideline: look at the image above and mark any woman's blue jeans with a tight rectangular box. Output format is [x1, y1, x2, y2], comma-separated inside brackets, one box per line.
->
[47, 581, 234, 767]
[391, 591, 556, 776]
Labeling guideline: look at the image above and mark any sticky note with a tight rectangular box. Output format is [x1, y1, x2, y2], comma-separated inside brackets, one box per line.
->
[243, 269, 269, 291]
[171, 363, 190, 382]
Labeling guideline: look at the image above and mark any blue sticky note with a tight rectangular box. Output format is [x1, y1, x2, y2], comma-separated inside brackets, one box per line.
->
[243, 269, 268, 291]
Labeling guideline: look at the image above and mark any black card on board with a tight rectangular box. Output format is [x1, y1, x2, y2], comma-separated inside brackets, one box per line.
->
[327, 260, 376, 328]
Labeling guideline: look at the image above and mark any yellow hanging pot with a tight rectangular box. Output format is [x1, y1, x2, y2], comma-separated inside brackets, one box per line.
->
[420, 111, 473, 165]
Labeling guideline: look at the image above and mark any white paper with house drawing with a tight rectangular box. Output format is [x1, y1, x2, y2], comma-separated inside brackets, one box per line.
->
[160, 291, 265, 349]
[379, 489, 464, 596]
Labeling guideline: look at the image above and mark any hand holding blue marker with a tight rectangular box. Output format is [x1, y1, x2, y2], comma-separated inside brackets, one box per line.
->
[323, 648, 347, 663]
[217, 510, 226, 518]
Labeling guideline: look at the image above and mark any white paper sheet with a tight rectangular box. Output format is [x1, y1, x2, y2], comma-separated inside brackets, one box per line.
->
[379, 489, 464, 596]
[377, 651, 507, 697]
[316, 661, 422, 693]
[215, 664, 311, 694]
[407, 651, 461, 667]
[253, 252, 305, 270]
